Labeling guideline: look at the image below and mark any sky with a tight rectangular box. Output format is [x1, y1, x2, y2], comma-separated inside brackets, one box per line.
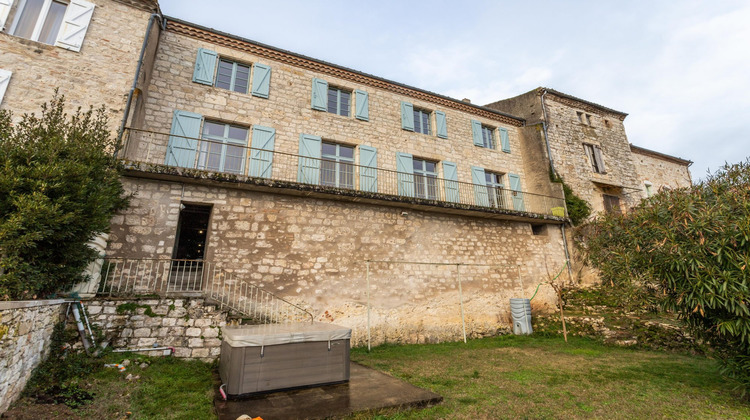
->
[159, 0, 750, 181]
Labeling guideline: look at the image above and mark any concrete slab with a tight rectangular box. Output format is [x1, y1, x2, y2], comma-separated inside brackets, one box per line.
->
[215, 362, 442, 420]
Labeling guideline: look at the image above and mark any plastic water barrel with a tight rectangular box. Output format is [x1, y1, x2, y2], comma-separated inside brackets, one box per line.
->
[510, 298, 533, 335]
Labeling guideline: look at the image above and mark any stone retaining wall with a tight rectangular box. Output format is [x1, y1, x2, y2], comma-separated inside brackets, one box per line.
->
[85, 298, 227, 361]
[0, 299, 67, 414]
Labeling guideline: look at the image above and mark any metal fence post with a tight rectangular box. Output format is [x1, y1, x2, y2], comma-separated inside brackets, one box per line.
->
[457, 264, 467, 344]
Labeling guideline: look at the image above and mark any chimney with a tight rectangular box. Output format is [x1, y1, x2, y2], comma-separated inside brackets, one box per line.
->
[462, 98, 471, 103]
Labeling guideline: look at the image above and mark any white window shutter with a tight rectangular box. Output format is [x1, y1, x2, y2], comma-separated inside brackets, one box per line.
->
[0, 0, 14, 31]
[55, 0, 95, 52]
[0, 69, 11, 105]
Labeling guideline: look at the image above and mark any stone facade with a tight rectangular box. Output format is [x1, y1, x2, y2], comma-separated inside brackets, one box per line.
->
[486, 88, 692, 215]
[0, 0, 156, 131]
[630, 145, 692, 198]
[0, 299, 67, 413]
[85, 298, 227, 361]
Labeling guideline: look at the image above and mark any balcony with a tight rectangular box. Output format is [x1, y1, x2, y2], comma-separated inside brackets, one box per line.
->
[121, 128, 567, 222]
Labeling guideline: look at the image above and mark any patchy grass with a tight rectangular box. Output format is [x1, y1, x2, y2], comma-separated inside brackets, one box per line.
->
[349, 335, 750, 419]
[4, 353, 216, 420]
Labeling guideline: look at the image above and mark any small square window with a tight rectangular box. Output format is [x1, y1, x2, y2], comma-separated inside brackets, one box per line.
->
[576, 111, 583, 123]
[585, 114, 592, 125]
[327, 87, 351, 117]
[583, 143, 606, 174]
[413, 108, 431, 135]
[215, 59, 250, 94]
[531, 224, 548, 236]
[480, 125, 496, 149]
[603, 194, 621, 214]
[604, 119, 611, 128]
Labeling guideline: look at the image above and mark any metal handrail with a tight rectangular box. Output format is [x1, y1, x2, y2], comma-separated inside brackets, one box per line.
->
[122, 127, 567, 217]
[91, 258, 314, 324]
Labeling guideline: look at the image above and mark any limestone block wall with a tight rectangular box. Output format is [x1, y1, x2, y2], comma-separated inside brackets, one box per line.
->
[128, 24, 532, 193]
[543, 95, 641, 213]
[85, 298, 227, 361]
[106, 176, 564, 345]
[0, 0, 152, 131]
[0, 299, 67, 414]
[631, 149, 692, 198]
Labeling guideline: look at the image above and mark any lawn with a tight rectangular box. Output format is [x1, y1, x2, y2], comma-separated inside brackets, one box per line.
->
[6, 335, 749, 419]
[349, 335, 750, 419]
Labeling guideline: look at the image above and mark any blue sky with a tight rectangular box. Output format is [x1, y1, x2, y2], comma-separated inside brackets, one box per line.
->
[159, 0, 750, 180]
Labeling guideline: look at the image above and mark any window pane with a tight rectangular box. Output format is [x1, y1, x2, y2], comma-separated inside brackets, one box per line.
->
[216, 60, 233, 90]
[227, 126, 248, 141]
[321, 159, 336, 186]
[425, 162, 435, 173]
[13, 0, 45, 39]
[233, 64, 250, 93]
[321, 142, 337, 156]
[339, 145, 354, 159]
[203, 121, 225, 137]
[422, 113, 430, 134]
[413, 110, 421, 133]
[224, 145, 244, 173]
[340, 91, 350, 117]
[339, 162, 354, 189]
[38, 1, 66, 45]
[415, 174, 426, 198]
[327, 89, 338, 114]
[413, 159, 423, 171]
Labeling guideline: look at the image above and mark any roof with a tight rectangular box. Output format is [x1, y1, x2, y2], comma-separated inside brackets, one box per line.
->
[540, 87, 629, 118]
[113, 0, 160, 13]
[630, 144, 693, 166]
[163, 17, 525, 126]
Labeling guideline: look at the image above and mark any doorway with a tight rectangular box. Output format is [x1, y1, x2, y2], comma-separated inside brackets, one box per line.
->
[170, 204, 212, 291]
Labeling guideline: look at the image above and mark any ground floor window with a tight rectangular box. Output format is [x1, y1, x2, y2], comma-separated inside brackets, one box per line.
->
[603, 194, 621, 214]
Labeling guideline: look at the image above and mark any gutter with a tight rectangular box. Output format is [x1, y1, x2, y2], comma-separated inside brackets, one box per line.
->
[115, 12, 164, 158]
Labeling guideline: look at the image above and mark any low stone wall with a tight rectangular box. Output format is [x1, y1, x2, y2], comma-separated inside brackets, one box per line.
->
[0, 299, 67, 414]
[85, 298, 227, 361]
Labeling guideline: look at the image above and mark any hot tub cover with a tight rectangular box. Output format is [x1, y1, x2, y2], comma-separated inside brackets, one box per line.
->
[222, 322, 351, 347]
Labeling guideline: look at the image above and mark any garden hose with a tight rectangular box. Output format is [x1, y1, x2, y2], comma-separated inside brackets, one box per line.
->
[529, 261, 568, 301]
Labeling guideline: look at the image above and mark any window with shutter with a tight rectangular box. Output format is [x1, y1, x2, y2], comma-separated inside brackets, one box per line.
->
[0, 0, 14, 31]
[413, 108, 431, 135]
[193, 48, 218, 85]
[321, 141, 355, 189]
[442, 161, 459, 203]
[355, 90, 369, 121]
[215, 59, 250, 93]
[251, 63, 271, 98]
[166, 110, 203, 169]
[508, 173, 525, 211]
[471, 166, 489, 207]
[327, 86, 351, 116]
[400, 102, 414, 131]
[499, 128, 511, 153]
[298, 134, 322, 184]
[248, 125, 276, 179]
[198, 121, 249, 174]
[359, 145, 378, 192]
[311, 78, 328, 111]
[54, 0, 94, 52]
[396, 152, 415, 197]
[10, 0, 88, 48]
[435, 111, 447, 139]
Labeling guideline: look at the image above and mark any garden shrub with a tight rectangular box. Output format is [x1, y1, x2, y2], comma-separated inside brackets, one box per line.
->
[582, 160, 750, 393]
[0, 93, 128, 300]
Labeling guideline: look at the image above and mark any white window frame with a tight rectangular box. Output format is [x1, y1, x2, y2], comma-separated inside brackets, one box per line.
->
[9, 0, 66, 43]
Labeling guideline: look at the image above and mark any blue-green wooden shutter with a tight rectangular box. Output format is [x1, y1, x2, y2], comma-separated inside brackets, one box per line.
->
[248, 125, 275, 178]
[311, 78, 328, 110]
[499, 127, 510, 153]
[396, 152, 415, 197]
[400, 101, 414, 131]
[251, 63, 271, 98]
[193, 48, 218, 85]
[471, 120, 483, 146]
[435, 111, 447, 139]
[471, 166, 489, 207]
[359, 145, 378, 192]
[166, 110, 202, 168]
[443, 161, 459, 203]
[298, 134, 322, 184]
[509, 173, 525, 211]
[355, 90, 369, 121]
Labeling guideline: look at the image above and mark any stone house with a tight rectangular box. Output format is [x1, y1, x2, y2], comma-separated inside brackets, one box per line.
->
[486, 88, 692, 216]
[0, 1, 689, 343]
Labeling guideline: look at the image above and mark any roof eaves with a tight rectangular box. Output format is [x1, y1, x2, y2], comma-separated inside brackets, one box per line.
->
[630, 144, 693, 166]
[163, 16, 525, 125]
[541, 87, 628, 117]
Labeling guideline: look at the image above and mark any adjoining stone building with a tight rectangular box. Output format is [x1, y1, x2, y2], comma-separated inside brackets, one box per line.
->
[0, 1, 691, 343]
[486, 88, 692, 215]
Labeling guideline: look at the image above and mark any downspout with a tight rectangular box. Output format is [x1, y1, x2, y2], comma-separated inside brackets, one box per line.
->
[541, 88, 573, 278]
[540, 88, 556, 177]
[114, 13, 164, 158]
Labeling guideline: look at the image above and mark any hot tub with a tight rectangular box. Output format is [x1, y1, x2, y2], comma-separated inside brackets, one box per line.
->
[219, 322, 351, 396]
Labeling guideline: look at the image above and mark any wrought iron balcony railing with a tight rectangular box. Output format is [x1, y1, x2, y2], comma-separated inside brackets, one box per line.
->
[123, 128, 566, 218]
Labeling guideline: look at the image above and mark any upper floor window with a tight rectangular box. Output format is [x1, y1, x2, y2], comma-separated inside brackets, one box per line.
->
[480, 125, 495, 149]
[215, 59, 250, 94]
[321, 141, 354, 189]
[12, 0, 66, 45]
[327, 87, 351, 117]
[413, 108, 431, 135]
[198, 121, 248, 174]
[583, 143, 606, 174]
[413, 158, 438, 199]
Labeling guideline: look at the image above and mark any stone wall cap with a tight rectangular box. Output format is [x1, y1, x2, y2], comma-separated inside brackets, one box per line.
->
[630, 144, 693, 166]
[0, 299, 69, 310]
